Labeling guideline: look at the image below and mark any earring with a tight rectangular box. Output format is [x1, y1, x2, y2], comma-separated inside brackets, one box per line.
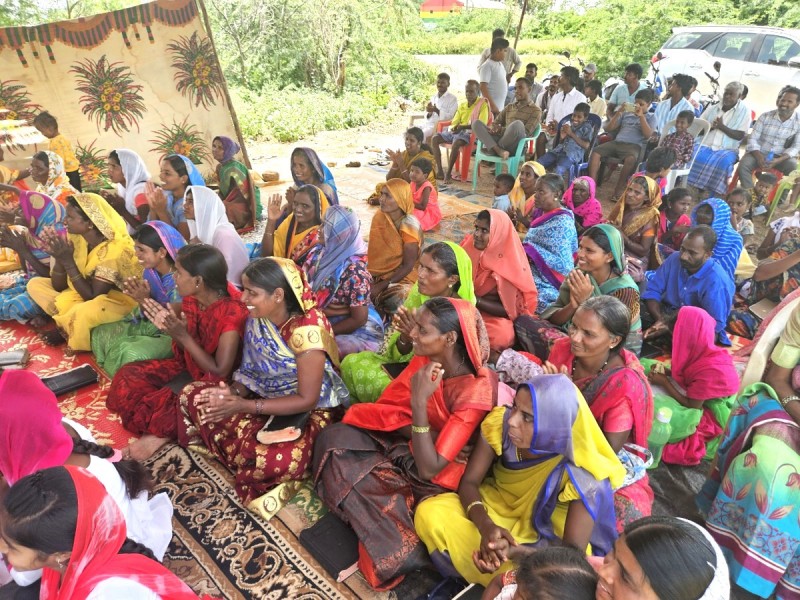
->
[448, 283, 453, 288]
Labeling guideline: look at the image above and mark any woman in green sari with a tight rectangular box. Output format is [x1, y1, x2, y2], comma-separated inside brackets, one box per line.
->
[212, 135, 261, 232]
[515, 224, 643, 360]
[340, 241, 475, 404]
[91, 221, 186, 376]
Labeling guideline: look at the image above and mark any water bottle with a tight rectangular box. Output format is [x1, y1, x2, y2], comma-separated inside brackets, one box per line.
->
[647, 407, 673, 470]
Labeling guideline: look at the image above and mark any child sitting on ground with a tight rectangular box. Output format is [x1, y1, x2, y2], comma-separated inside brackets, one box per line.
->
[635, 147, 676, 196]
[32, 111, 82, 191]
[658, 187, 693, 258]
[750, 171, 778, 217]
[409, 157, 441, 231]
[537, 103, 594, 177]
[659, 109, 695, 169]
[492, 172, 516, 212]
[726, 187, 755, 249]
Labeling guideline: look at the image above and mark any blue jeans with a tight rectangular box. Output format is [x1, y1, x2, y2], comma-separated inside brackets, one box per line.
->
[537, 151, 576, 177]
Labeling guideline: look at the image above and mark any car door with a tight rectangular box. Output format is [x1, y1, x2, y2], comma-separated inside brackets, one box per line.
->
[698, 31, 758, 94]
[741, 33, 800, 118]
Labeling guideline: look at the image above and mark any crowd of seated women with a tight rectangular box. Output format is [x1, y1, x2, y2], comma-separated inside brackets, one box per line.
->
[1, 129, 798, 600]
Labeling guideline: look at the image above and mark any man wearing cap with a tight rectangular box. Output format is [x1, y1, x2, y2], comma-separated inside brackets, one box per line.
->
[583, 63, 598, 82]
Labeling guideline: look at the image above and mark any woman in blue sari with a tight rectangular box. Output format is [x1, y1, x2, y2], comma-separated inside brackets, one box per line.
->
[91, 221, 186, 376]
[522, 174, 578, 313]
[0, 188, 66, 322]
[178, 257, 349, 507]
[145, 154, 205, 241]
[691, 197, 742, 282]
[303, 205, 384, 358]
[289, 147, 339, 206]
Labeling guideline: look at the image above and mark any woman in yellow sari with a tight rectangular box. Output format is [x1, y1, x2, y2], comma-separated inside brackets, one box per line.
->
[26, 193, 141, 351]
[607, 175, 662, 275]
[414, 375, 625, 587]
[261, 184, 329, 265]
[366, 127, 437, 205]
[507, 160, 546, 232]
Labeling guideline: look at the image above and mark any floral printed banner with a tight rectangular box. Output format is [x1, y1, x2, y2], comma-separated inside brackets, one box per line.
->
[0, 0, 245, 189]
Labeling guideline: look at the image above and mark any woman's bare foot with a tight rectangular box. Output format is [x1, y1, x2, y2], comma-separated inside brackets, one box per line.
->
[40, 328, 66, 346]
[28, 315, 53, 330]
[443, 174, 453, 184]
[436, 170, 445, 180]
[126, 434, 169, 461]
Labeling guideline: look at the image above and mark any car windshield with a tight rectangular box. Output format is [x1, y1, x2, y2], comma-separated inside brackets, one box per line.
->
[664, 32, 716, 50]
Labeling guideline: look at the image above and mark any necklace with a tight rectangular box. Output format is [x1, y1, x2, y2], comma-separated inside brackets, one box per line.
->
[445, 353, 467, 379]
[572, 356, 609, 379]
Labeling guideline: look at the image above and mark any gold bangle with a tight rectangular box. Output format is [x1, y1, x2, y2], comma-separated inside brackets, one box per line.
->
[411, 424, 430, 434]
[465, 500, 485, 515]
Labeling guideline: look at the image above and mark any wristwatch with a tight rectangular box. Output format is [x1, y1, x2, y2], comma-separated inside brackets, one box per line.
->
[780, 395, 800, 408]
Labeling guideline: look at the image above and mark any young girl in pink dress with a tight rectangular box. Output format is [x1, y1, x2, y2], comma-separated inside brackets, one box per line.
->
[409, 157, 441, 231]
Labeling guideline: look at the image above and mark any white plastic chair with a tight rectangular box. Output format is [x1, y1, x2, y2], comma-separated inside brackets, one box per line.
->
[660, 117, 711, 194]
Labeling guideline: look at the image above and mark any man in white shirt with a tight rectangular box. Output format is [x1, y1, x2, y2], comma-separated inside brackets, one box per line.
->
[477, 28, 521, 83]
[479, 38, 509, 116]
[537, 66, 586, 156]
[421, 73, 459, 141]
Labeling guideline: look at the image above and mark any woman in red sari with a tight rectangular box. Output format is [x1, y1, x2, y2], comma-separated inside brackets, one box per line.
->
[178, 257, 349, 506]
[312, 297, 498, 590]
[0, 466, 199, 599]
[106, 244, 248, 461]
[461, 208, 537, 355]
[544, 296, 654, 531]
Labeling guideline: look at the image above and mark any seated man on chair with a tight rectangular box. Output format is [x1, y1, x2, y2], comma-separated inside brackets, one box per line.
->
[587, 88, 656, 199]
[537, 102, 593, 177]
[472, 77, 541, 160]
[641, 225, 734, 346]
[431, 80, 489, 183]
[420, 73, 459, 142]
[737, 86, 800, 190]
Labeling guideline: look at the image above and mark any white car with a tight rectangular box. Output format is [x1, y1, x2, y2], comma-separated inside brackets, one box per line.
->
[648, 25, 800, 118]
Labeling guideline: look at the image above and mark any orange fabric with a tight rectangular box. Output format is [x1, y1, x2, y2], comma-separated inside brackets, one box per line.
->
[367, 178, 421, 282]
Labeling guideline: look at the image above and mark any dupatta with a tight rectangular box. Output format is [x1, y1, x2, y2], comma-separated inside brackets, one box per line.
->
[233, 258, 348, 408]
[690, 198, 742, 281]
[214, 135, 258, 231]
[508, 160, 546, 222]
[367, 179, 422, 280]
[513, 375, 625, 555]
[69, 193, 141, 288]
[405, 240, 476, 307]
[607, 176, 661, 239]
[140, 220, 186, 304]
[19, 190, 66, 264]
[163, 154, 205, 225]
[672, 306, 740, 401]
[344, 298, 496, 489]
[36, 151, 77, 205]
[114, 149, 150, 216]
[292, 147, 339, 205]
[562, 176, 603, 231]
[274, 185, 330, 264]
[461, 208, 537, 319]
[40, 466, 199, 600]
[0, 370, 73, 486]
[304, 205, 367, 308]
[523, 207, 576, 289]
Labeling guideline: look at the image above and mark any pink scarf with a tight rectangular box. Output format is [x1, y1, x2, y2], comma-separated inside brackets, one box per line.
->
[562, 176, 603, 230]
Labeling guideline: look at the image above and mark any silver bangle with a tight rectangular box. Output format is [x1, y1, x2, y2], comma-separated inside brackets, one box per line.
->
[780, 395, 800, 408]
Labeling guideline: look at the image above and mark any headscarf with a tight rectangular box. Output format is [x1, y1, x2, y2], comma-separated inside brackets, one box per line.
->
[690, 198, 742, 281]
[280, 184, 330, 259]
[163, 154, 205, 213]
[461, 208, 537, 319]
[679, 519, 730, 600]
[0, 370, 73, 486]
[37, 151, 77, 200]
[519, 375, 625, 555]
[114, 149, 150, 216]
[39, 466, 199, 600]
[291, 147, 339, 205]
[562, 176, 603, 230]
[19, 190, 66, 262]
[139, 221, 186, 305]
[305, 205, 367, 303]
[671, 306, 740, 401]
[213, 135, 241, 164]
[405, 241, 476, 307]
[367, 178, 422, 280]
[607, 175, 662, 238]
[508, 160, 546, 218]
[592, 223, 626, 272]
[69, 193, 141, 282]
[186, 185, 237, 244]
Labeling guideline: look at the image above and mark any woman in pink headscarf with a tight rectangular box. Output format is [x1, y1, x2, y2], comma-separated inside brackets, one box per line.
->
[645, 306, 741, 465]
[562, 176, 603, 235]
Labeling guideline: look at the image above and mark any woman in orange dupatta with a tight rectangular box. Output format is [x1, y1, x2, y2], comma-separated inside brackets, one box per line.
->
[367, 178, 423, 317]
[507, 160, 546, 232]
[461, 208, 537, 354]
[262, 184, 329, 265]
[313, 297, 497, 590]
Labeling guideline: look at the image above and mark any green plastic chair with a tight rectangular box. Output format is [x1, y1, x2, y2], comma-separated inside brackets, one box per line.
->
[471, 125, 541, 191]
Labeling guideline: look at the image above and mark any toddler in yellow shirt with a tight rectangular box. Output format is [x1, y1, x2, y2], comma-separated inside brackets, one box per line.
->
[32, 111, 82, 191]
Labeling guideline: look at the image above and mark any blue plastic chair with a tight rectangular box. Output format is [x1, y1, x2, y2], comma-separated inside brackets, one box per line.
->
[471, 125, 541, 191]
[564, 113, 603, 187]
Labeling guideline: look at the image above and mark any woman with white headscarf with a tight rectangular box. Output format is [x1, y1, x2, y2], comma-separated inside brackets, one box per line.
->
[184, 185, 248, 286]
[101, 149, 151, 233]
